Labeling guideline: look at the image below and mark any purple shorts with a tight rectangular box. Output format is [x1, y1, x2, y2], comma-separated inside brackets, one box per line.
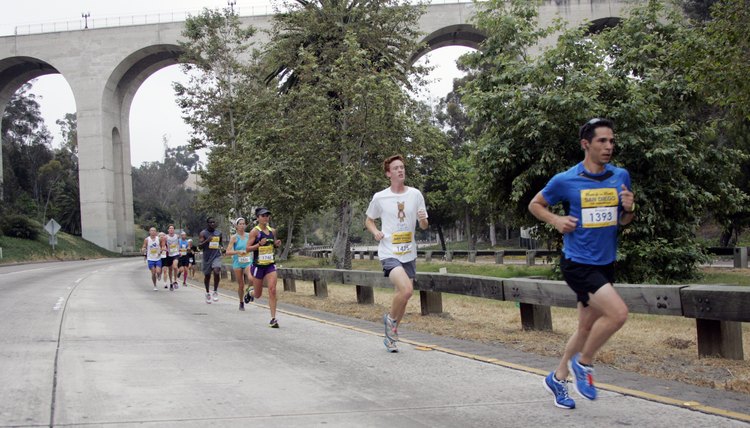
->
[251, 264, 276, 279]
[147, 260, 162, 270]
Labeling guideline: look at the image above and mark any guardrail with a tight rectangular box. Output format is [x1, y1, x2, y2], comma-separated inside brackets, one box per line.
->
[300, 248, 575, 266]
[276, 267, 749, 360]
[299, 247, 750, 268]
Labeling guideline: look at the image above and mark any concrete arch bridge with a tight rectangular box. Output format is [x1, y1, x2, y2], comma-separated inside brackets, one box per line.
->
[0, 0, 630, 251]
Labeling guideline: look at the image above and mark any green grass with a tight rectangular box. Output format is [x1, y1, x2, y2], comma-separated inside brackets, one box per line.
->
[699, 271, 750, 286]
[0, 229, 119, 264]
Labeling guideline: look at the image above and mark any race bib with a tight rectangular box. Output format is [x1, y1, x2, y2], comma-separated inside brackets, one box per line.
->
[209, 236, 220, 249]
[392, 231, 413, 255]
[149, 247, 158, 256]
[238, 255, 252, 263]
[258, 246, 274, 262]
[581, 188, 618, 228]
[180, 248, 187, 256]
[169, 243, 178, 253]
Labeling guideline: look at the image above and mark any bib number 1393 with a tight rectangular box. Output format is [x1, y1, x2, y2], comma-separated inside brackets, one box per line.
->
[580, 188, 618, 228]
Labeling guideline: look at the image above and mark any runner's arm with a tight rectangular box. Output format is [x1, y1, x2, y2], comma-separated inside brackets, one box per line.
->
[365, 216, 384, 241]
[528, 191, 577, 235]
[226, 235, 239, 255]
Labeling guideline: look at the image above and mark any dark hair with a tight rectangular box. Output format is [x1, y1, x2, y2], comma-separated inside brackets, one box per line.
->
[579, 118, 614, 141]
[206, 217, 215, 223]
[383, 154, 405, 173]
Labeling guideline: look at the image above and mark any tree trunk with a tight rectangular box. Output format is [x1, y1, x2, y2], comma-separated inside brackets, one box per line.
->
[465, 207, 476, 251]
[437, 225, 446, 251]
[333, 200, 353, 269]
[489, 217, 496, 247]
[280, 213, 296, 261]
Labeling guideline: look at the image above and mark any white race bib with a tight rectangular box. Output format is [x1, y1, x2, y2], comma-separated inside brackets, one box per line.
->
[238, 255, 252, 263]
[209, 236, 220, 249]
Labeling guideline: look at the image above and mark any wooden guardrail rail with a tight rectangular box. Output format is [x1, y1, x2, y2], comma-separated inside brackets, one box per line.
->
[298, 248, 560, 266]
[276, 267, 749, 360]
[299, 247, 750, 268]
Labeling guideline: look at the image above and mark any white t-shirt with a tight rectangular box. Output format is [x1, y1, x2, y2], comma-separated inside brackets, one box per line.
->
[365, 186, 427, 262]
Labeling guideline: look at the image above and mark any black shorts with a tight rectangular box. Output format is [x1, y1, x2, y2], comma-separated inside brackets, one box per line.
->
[560, 258, 615, 307]
[178, 255, 190, 267]
[163, 255, 176, 267]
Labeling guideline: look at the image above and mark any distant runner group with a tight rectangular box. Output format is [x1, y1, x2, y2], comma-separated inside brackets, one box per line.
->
[139, 118, 636, 411]
[140, 207, 281, 328]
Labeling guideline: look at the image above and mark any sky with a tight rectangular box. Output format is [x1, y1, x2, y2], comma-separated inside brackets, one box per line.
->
[1, 0, 472, 167]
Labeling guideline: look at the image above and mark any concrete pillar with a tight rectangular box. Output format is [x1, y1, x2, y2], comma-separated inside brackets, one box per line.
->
[445, 251, 453, 262]
[425, 251, 432, 262]
[468, 251, 477, 263]
[526, 250, 536, 266]
[733, 247, 747, 269]
[495, 251, 504, 264]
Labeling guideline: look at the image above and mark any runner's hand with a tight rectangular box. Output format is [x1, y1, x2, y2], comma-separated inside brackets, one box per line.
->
[554, 215, 578, 234]
[619, 184, 634, 212]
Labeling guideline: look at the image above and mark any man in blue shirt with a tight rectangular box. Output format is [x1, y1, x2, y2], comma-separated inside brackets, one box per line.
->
[528, 118, 635, 409]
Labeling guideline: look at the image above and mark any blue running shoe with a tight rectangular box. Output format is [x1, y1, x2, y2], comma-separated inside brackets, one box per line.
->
[383, 338, 398, 353]
[383, 313, 398, 342]
[543, 372, 575, 409]
[568, 354, 597, 400]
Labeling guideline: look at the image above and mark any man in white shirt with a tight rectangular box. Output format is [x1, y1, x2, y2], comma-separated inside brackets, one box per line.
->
[365, 154, 429, 352]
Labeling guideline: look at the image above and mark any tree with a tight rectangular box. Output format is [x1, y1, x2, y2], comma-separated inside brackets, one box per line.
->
[175, 6, 257, 215]
[261, 0, 434, 268]
[132, 143, 203, 233]
[461, 0, 746, 282]
[680, 0, 750, 244]
[2, 82, 55, 214]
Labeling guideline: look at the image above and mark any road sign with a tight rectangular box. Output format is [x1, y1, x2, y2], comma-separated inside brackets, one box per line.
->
[44, 219, 61, 236]
[49, 235, 58, 246]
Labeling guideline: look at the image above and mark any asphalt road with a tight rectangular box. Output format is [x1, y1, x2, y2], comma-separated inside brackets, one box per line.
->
[0, 258, 747, 427]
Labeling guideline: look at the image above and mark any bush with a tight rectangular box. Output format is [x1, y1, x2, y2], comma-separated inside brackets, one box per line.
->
[1, 215, 40, 240]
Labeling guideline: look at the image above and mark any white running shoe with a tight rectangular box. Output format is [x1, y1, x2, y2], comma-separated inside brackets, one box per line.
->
[205, 293, 212, 304]
[153, 285, 157, 291]
[212, 291, 219, 302]
[384, 338, 398, 353]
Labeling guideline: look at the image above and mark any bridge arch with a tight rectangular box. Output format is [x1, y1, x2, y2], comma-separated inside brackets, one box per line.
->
[0, 56, 75, 203]
[92, 44, 186, 251]
[0, 1, 635, 251]
[412, 24, 485, 63]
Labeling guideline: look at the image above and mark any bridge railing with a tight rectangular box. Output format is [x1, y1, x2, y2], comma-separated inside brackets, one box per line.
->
[276, 267, 749, 360]
[10, 0, 476, 36]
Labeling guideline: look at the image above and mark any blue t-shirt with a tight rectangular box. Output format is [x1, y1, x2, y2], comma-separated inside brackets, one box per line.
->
[541, 162, 631, 265]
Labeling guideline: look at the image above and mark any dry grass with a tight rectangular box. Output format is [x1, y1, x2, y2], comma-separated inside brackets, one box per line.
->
[218, 277, 750, 395]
